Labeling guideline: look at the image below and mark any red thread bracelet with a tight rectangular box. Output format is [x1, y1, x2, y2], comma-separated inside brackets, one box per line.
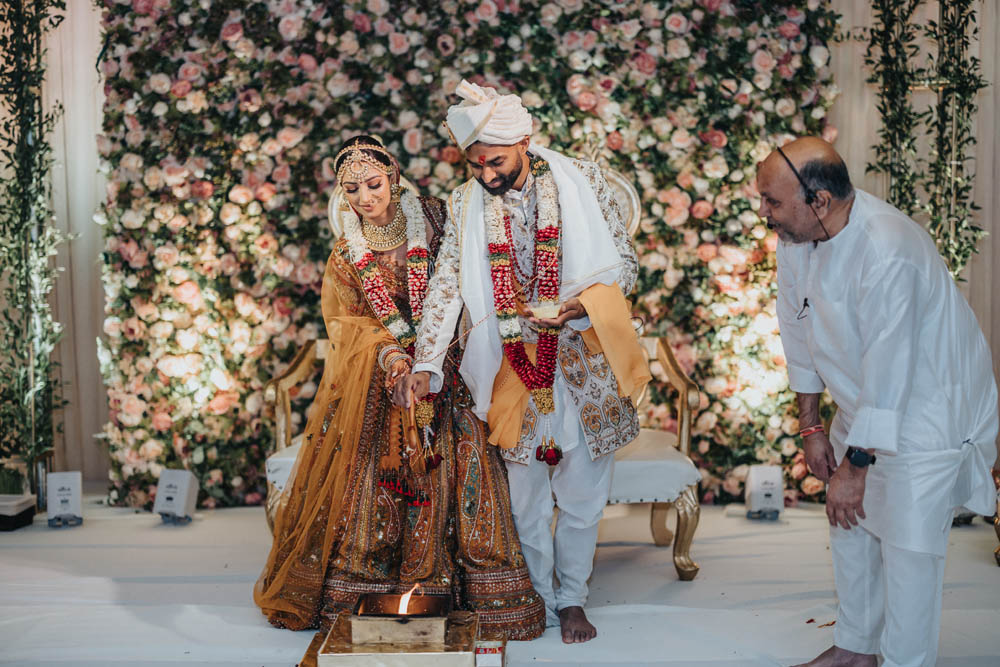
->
[799, 424, 825, 438]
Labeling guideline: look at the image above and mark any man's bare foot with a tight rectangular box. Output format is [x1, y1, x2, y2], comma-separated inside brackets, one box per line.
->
[792, 645, 877, 667]
[558, 606, 597, 644]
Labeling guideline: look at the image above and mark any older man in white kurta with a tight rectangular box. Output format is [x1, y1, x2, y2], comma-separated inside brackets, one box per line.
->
[393, 80, 648, 643]
[759, 138, 998, 667]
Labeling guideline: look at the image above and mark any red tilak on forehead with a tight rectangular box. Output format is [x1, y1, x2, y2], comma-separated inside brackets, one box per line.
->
[478, 155, 486, 165]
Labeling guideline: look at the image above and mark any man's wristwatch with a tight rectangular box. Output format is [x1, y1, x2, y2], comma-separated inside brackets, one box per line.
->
[845, 446, 876, 468]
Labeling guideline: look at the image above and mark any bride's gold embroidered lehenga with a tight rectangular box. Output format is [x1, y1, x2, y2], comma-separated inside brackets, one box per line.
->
[254, 193, 545, 641]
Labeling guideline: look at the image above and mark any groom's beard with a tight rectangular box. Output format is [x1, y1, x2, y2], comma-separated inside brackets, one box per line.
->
[477, 154, 524, 196]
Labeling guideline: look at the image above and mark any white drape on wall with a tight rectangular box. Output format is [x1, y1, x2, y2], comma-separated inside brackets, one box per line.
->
[43, 0, 1000, 481]
[44, 0, 107, 482]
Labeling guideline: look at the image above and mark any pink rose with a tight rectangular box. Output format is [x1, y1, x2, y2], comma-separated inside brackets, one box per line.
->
[166, 214, 189, 233]
[403, 128, 423, 155]
[228, 185, 254, 205]
[276, 126, 305, 148]
[575, 90, 598, 112]
[278, 15, 303, 41]
[220, 21, 243, 42]
[440, 146, 462, 164]
[563, 31, 583, 50]
[791, 461, 808, 480]
[751, 49, 776, 73]
[254, 183, 277, 203]
[663, 187, 692, 210]
[294, 261, 319, 285]
[388, 32, 410, 55]
[173, 280, 203, 307]
[367, 0, 390, 15]
[374, 18, 393, 36]
[822, 124, 838, 144]
[297, 54, 318, 73]
[206, 391, 239, 415]
[122, 395, 147, 418]
[633, 52, 657, 75]
[606, 131, 624, 151]
[238, 89, 262, 113]
[696, 243, 718, 262]
[254, 233, 278, 254]
[778, 21, 800, 39]
[691, 200, 714, 219]
[353, 13, 372, 33]
[700, 0, 722, 10]
[132, 0, 155, 15]
[170, 80, 192, 97]
[436, 34, 455, 55]
[665, 12, 690, 33]
[190, 180, 214, 199]
[123, 316, 146, 340]
[151, 412, 173, 432]
[699, 129, 727, 148]
[154, 245, 179, 267]
[676, 171, 695, 189]
[178, 62, 202, 81]
[476, 1, 498, 21]
[664, 206, 689, 228]
[801, 476, 825, 496]
[271, 163, 291, 183]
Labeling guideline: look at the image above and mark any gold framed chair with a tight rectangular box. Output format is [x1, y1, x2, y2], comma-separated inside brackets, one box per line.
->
[262, 339, 330, 532]
[606, 336, 702, 581]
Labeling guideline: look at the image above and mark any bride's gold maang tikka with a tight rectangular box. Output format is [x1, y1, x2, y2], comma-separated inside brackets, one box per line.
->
[335, 143, 396, 184]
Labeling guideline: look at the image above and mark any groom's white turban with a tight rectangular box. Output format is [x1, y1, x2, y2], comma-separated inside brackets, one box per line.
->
[445, 80, 533, 150]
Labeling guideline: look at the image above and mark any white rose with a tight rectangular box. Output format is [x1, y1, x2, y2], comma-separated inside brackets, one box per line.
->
[702, 155, 729, 180]
[666, 37, 690, 60]
[569, 50, 592, 71]
[753, 72, 772, 91]
[149, 73, 171, 95]
[775, 98, 796, 118]
[809, 45, 829, 68]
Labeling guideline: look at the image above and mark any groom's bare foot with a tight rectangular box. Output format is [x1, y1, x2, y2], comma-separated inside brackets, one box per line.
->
[792, 645, 877, 667]
[558, 606, 596, 644]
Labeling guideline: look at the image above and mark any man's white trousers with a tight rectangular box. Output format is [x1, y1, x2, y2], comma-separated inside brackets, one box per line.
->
[830, 524, 946, 667]
[504, 434, 614, 627]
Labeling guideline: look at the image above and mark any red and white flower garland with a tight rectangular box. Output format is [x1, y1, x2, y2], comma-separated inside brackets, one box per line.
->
[485, 158, 561, 415]
[342, 188, 429, 351]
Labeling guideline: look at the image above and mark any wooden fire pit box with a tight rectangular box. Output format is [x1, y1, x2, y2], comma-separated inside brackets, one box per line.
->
[350, 592, 452, 646]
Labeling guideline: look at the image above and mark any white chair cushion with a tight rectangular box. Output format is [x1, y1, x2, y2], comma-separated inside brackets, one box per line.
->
[608, 428, 701, 504]
[264, 435, 303, 494]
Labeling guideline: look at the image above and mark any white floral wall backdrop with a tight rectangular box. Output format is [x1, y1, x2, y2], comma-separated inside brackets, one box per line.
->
[97, 0, 839, 508]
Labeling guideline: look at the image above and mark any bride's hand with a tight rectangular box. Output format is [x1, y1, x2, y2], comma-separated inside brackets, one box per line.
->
[385, 358, 412, 390]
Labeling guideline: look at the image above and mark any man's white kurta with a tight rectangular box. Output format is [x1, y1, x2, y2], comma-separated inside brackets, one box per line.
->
[776, 189, 998, 556]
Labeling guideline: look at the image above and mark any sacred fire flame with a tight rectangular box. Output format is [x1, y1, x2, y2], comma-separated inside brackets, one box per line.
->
[397, 583, 421, 615]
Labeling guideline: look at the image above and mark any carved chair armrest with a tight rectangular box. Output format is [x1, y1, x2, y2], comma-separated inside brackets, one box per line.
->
[641, 336, 699, 457]
[263, 339, 329, 453]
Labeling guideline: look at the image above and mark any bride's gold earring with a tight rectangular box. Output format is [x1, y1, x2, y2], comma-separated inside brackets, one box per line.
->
[390, 183, 402, 204]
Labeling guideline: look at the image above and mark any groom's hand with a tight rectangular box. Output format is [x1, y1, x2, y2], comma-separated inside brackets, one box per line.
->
[528, 297, 587, 328]
[392, 371, 430, 408]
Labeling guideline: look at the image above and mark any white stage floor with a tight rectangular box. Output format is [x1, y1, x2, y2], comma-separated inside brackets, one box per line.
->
[2, 497, 998, 666]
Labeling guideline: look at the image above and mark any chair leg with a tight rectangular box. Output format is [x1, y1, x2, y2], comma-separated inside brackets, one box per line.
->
[650, 502, 674, 546]
[673, 484, 700, 581]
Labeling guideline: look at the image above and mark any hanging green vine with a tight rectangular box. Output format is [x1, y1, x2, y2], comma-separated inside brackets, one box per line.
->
[0, 0, 69, 491]
[922, 0, 988, 278]
[865, 0, 989, 277]
[864, 0, 926, 218]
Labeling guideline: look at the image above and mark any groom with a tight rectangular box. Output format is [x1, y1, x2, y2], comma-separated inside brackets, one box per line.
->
[394, 80, 649, 643]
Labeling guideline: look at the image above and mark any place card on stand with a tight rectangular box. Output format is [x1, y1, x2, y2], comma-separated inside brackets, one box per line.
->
[47, 471, 83, 527]
[152, 469, 198, 524]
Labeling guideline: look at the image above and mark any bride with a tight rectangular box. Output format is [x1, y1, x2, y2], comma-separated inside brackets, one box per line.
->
[254, 135, 545, 640]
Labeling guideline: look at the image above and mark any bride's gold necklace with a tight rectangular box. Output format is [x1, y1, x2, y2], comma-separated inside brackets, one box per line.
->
[362, 202, 406, 251]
